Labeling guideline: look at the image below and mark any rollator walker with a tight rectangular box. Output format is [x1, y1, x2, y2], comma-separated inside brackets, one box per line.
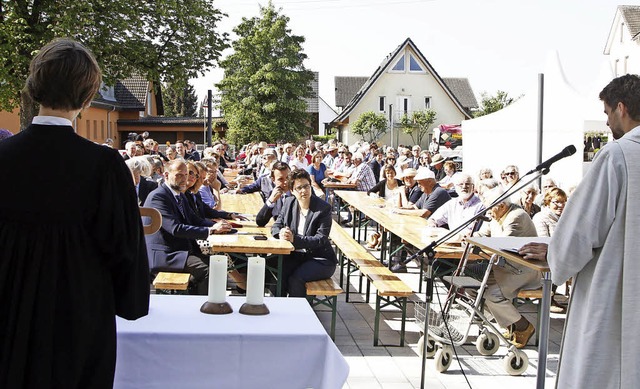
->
[414, 241, 530, 375]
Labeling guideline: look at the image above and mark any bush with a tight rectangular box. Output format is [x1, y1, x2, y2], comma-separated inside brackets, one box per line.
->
[312, 134, 336, 142]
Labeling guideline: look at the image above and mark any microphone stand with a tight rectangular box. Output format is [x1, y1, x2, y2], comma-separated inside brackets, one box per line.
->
[417, 168, 549, 389]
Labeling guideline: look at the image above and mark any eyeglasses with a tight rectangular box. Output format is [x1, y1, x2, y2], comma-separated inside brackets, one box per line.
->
[504, 172, 517, 177]
[338, 151, 345, 154]
[551, 200, 566, 207]
[188, 171, 199, 178]
[455, 183, 473, 188]
[294, 183, 311, 192]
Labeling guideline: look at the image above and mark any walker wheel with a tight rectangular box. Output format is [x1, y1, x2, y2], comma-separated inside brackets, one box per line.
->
[417, 335, 437, 358]
[475, 332, 500, 356]
[434, 345, 452, 373]
[503, 350, 529, 376]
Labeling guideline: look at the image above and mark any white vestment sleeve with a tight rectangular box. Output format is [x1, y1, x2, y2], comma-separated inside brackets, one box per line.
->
[548, 144, 626, 285]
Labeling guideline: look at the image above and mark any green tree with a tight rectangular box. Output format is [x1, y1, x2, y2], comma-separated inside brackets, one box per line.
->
[216, 2, 314, 145]
[351, 111, 388, 143]
[162, 82, 199, 117]
[399, 109, 437, 146]
[473, 90, 519, 118]
[0, 0, 228, 129]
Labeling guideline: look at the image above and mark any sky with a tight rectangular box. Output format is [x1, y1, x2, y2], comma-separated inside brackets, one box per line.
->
[192, 0, 634, 109]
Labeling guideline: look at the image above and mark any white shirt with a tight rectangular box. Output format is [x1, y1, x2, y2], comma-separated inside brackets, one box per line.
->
[32, 116, 73, 126]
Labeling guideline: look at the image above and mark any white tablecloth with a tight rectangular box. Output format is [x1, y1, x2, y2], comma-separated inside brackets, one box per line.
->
[114, 295, 349, 389]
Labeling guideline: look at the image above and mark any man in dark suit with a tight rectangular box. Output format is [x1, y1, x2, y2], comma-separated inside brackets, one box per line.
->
[184, 140, 201, 161]
[144, 160, 232, 294]
[256, 162, 291, 227]
[367, 149, 383, 183]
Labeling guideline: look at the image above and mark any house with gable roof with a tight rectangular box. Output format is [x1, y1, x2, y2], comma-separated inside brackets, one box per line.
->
[330, 37, 478, 148]
[604, 5, 640, 77]
[0, 74, 166, 146]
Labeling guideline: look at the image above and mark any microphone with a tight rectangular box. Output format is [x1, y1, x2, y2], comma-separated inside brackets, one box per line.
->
[526, 145, 576, 174]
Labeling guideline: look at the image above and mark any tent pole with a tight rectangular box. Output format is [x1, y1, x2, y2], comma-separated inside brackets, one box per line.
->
[536, 73, 544, 188]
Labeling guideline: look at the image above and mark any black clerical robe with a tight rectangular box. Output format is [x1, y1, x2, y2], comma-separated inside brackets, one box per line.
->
[0, 124, 150, 388]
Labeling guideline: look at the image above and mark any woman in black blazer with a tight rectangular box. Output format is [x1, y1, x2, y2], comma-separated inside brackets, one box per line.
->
[272, 169, 336, 297]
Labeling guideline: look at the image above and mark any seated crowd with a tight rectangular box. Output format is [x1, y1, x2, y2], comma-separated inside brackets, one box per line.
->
[123, 135, 572, 349]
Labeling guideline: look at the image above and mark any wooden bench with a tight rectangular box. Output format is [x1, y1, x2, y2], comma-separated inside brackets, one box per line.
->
[370, 275, 414, 347]
[306, 278, 343, 340]
[329, 220, 379, 298]
[153, 272, 190, 294]
[329, 220, 414, 346]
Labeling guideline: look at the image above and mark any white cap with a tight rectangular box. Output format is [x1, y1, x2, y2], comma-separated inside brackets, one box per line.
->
[414, 167, 435, 181]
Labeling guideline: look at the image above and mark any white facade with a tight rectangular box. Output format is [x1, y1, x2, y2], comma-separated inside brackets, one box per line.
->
[604, 7, 640, 77]
[334, 40, 471, 149]
[318, 96, 338, 136]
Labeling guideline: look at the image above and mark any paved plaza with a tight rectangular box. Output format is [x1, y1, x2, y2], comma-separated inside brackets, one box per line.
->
[313, 226, 565, 389]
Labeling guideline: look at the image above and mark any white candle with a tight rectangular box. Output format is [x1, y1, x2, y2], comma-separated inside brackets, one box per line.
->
[245, 256, 266, 305]
[208, 255, 228, 304]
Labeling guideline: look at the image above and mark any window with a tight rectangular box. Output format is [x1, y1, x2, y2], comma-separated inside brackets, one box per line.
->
[425, 96, 431, 109]
[621, 22, 625, 43]
[396, 96, 411, 116]
[409, 54, 423, 72]
[624, 56, 629, 75]
[615, 59, 620, 77]
[379, 96, 386, 112]
[391, 55, 405, 71]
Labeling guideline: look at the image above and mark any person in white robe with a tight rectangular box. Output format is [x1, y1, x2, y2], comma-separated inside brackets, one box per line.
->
[519, 74, 640, 388]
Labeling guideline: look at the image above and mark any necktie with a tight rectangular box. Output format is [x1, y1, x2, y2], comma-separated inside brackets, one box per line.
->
[175, 195, 186, 218]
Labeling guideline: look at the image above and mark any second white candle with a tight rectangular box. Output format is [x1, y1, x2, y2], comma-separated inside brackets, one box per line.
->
[245, 256, 266, 305]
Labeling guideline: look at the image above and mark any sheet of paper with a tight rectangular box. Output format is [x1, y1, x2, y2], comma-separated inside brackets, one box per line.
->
[209, 235, 239, 243]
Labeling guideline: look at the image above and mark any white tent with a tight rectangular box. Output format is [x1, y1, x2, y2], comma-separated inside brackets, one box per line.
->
[461, 52, 611, 189]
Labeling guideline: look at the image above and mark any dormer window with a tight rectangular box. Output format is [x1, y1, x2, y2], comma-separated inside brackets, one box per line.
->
[409, 54, 424, 72]
[391, 55, 405, 72]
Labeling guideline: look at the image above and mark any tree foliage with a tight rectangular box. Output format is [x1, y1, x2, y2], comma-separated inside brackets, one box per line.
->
[216, 2, 314, 145]
[351, 111, 388, 143]
[473, 90, 519, 118]
[0, 0, 228, 129]
[399, 109, 437, 146]
[162, 82, 199, 117]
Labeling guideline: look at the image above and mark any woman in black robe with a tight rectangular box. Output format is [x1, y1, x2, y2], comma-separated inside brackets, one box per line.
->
[0, 39, 149, 389]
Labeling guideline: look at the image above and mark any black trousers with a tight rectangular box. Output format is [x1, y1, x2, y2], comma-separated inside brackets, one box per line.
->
[271, 252, 336, 297]
[185, 253, 210, 295]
